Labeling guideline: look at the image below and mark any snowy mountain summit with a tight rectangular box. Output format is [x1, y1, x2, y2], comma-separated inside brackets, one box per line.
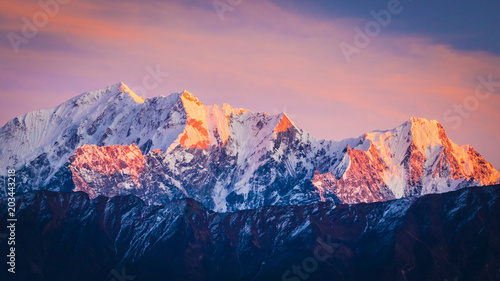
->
[0, 83, 498, 211]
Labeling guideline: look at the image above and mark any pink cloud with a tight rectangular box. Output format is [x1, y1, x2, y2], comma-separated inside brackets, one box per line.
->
[1, 0, 499, 167]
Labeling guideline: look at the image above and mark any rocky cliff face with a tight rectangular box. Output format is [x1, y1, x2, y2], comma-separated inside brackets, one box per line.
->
[2, 185, 499, 281]
[0, 83, 499, 211]
[69, 144, 145, 198]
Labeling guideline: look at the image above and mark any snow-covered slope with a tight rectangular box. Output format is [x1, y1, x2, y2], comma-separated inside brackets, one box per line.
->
[312, 118, 500, 204]
[0, 83, 245, 194]
[0, 83, 499, 211]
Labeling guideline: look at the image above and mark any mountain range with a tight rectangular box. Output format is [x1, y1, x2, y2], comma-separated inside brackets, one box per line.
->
[0, 82, 499, 212]
[1, 185, 499, 281]
[2, 83, 500, 281]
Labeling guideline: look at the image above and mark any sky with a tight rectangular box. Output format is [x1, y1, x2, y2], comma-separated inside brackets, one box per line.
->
[0, 0, 499, 167]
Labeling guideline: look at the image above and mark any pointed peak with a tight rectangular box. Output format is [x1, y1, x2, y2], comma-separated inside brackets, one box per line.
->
[407, 117, 430, 125]
[116, 81, 128, 88]
[221, 103, 232, 110]
[70, 83, 127, 106]
[220, 103, 248, 116]
[399, 117, 445, 136]
[409, 116, 423, 122]
[220, 103, 233, 115]
[274, 113, 294, 133]
[277, 112, 293, 122]
[400, 117, 451, 152]
[236, 108, 248, 115]
[118, 82, 144, 104]
[180, 90, 202, 106]
[406, 117, 443, 128]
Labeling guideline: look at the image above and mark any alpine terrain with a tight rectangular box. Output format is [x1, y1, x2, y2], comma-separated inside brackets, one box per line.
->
[0, 82, 498, 211]
[1, 83, 500, 281]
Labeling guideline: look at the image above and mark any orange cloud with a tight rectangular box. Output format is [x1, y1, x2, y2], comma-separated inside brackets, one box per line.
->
[0, 0, 499, 167]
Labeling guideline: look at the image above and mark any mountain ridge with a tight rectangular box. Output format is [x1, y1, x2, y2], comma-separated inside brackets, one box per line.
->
[2, 184, 499, 281]
[0, 83, 498, 211]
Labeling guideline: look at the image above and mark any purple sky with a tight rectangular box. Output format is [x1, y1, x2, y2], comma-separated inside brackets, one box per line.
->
[1, 0, 499, 168]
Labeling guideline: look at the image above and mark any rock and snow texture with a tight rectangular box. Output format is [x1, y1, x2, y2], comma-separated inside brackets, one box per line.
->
[0, 83, 499, 211]
[69, 144, 145, 199]
[312, 118, 500, 204]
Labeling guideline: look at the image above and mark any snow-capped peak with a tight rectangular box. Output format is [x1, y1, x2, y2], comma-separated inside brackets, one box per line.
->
[118, 82, 145, 104]
[171, 90, 295, 150]
[181, 90, 202, 105]
[0, 83, 499, 212]
[407, 117, 444, 151]
[274, 113, 295, 134]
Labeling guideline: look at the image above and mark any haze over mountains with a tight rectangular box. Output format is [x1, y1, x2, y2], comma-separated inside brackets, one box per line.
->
[0, 83, 498, 211]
